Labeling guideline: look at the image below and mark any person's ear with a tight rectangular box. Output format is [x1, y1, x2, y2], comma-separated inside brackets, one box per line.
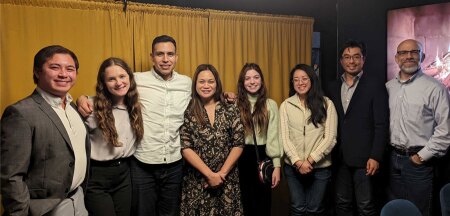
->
[420, 52, 425, 63]
[34, 71, 40, 80]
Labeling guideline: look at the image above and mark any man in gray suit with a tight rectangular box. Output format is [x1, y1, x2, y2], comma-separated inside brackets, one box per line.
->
[1, 45, 90, 216]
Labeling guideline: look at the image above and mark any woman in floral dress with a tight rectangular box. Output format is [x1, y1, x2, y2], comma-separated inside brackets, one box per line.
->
[180, 64, 245, 216]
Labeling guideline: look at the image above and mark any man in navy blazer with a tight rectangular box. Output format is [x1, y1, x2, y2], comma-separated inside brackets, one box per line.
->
[1, 45, 90, 216]
[326, 40, 389, 216]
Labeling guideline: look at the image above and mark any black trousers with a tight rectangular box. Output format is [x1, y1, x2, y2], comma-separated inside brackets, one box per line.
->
[238, 145, 272, 216]
[85, 158, 132, 216]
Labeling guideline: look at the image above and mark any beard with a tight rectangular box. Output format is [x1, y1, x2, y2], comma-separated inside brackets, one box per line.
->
[400, 64, 420, 74]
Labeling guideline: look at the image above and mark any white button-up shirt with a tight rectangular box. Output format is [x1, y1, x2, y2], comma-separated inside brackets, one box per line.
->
[133, 68, 191, 164]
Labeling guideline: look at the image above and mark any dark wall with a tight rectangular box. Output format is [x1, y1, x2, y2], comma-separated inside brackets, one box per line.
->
[134, 0, 448, 83]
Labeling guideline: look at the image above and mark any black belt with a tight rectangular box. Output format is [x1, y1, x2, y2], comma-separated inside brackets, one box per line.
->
[390, 145, 422, 156]
[91, 157, 129, 167]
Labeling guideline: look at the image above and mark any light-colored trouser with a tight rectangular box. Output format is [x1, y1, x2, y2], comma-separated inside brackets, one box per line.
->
[47, 187, 88, 216]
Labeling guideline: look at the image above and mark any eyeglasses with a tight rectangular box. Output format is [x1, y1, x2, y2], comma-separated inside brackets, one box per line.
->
[293, 77, 310, 84]
[396, 50, 421, 56]
[342, 54, 362, 62]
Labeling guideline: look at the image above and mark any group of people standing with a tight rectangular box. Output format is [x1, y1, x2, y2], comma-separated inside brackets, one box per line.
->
[1, 34, 449, 216]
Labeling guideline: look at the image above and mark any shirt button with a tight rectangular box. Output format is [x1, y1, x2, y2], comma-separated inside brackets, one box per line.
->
[69, 162, 74, 167]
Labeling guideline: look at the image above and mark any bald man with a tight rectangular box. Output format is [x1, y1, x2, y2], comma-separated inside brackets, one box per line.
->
[386, 39, 450, 216]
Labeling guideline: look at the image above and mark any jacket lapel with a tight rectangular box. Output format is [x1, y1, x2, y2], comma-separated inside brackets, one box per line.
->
[345, 74, 365, 115]
[333, 80, 345, 117]
[31, 90, 73, 150]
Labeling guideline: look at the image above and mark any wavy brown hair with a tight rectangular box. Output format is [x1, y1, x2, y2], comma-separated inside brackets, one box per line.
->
[188, 64, 225, 126]
[94, 57, 143, 147]
[237, 63, 268, 136]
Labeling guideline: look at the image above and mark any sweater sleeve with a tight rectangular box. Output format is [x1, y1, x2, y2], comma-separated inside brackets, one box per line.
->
[309, 98, 338, 163]
[279, 101, 300, 165]
[265, 99, 283, 167]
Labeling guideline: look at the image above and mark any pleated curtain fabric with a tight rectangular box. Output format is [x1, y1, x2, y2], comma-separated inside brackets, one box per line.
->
[0, 0, 313, 114]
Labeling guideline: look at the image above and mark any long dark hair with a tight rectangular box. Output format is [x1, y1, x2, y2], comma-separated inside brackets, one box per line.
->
[94, 57, 144, 147]
[188, 64, 224, 126]
[289, 64, 327, 127]
[237, 63, 268, 136]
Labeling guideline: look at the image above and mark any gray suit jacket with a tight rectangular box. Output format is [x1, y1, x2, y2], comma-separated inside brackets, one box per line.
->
[1, 90, 90, 216]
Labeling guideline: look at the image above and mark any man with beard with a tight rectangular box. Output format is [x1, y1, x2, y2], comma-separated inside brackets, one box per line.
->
[386, 39, 450, 216]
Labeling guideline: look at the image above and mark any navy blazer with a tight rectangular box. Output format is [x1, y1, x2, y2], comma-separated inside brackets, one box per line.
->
[1, 90, 90, 216]
[325, 73, 389, 168]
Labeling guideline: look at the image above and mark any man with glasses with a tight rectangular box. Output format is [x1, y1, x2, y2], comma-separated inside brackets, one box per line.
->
[326, 40, 389, 216]
[386, 39, 450, 216]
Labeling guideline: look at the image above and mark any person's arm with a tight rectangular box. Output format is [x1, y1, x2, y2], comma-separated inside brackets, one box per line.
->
[76, 95, 94, 118]
[279, 101, 301, 165]
[83, 98, 98, 132]
[219, 104, 245, 178]
[416, 85, 450, 161]
[1, 106, 32, 215]
[265, 99, 283, 168]
[218, 147, 243, 178]
[265, 99, 283, 188]
[182, 148, 223, 187]
[308, 98, 338, 164]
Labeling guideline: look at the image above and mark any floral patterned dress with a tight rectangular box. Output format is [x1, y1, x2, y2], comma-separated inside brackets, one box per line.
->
[180, 102, 245, 216]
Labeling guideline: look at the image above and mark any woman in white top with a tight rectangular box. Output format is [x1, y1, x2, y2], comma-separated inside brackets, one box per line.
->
[84, 57, 144, 216]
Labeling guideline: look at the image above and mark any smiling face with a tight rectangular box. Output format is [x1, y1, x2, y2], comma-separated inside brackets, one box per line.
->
[104, 65, 130, 105]
[395, 39, 425, 75]
[196, 70, 217, 103]
[35, 53, 77, 99]
[292, 69, 311, 97]
[243, 69, 262, 95]
[151, 42, 178, 80]
[340, 47, 365, 76]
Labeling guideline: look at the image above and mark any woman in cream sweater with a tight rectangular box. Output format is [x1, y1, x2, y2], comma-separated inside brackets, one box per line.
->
[280, 64, 337, 216]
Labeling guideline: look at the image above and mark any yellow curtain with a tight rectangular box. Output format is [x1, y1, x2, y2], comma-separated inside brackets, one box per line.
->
[0, 0, 209, 113]
[208, 10, 313, 104]
[0, 0, 312, 113]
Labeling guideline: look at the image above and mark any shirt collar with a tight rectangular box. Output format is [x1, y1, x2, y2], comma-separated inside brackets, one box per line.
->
[112, 104, 127, 110]
[395, 69, 422, 84]
[247, 94, 258, 103]
[36, 87, 73, 109]
[151, 67, 176, 81]
[340, 71, 363, 83]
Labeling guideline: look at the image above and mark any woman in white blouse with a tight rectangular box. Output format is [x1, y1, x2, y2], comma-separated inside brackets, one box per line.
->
[84, 57, 143, 216]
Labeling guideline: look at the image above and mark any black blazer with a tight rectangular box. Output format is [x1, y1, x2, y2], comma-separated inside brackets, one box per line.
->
[325, 74, 389, 168]
[1, 90, 91, 216]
